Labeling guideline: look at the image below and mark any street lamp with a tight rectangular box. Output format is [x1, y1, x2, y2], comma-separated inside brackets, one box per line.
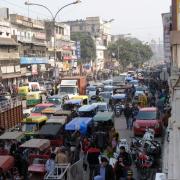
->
[25, 0, 81, 82]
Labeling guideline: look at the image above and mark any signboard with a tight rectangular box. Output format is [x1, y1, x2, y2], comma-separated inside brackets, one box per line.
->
[76, 41, 81, 59]
[1, 67, 6, 74]
[32, 65, 38, 75]
[6, 66, 14, 73]
[162, 13, 171, 63]
[20, 57, 48, 64]
[40, 64, 46, 71]
[34, 32, 46, 40]
[15, 65, 20, 72]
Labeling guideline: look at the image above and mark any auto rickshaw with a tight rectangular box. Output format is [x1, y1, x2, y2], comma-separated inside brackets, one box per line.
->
[22, 115, 48, 138]
[20, 139, 50, 177]
[46, 94, 69, 106]
[65, 117, 93, 135]
[37, 116, 67, 147]
[63, 99, 83, 111]
[0, 131, 25, 144]
[78, 104, 98, 118]
[26, 91, 42, 107]
[71, 95, 89, 105]
[18, 86, 30, 100]
[53, 110, 72, 122]
[93, 112, 114, 132]
[41, 105, 62, 118]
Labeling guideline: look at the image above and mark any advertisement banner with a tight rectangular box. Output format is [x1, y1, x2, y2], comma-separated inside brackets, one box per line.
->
[32, 65, 38, 75]
[20, 57, 48, 64]
[76, 41, 81, 59]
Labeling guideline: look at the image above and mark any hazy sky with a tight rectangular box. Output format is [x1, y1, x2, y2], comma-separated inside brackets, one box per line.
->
[0, 0, 171, 42]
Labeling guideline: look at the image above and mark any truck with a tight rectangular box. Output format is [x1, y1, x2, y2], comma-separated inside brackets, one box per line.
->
[58, 76, 87, 98]
[0, 97, 23, 132]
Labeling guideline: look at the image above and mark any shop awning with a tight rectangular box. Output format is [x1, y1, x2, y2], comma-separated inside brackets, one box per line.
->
[2, 73, 22, 79]
[0, 37, 18, 46]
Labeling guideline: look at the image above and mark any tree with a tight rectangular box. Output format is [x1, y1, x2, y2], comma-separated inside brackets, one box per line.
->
[108, 37, 153, 68]
[71, 32, 96, 62]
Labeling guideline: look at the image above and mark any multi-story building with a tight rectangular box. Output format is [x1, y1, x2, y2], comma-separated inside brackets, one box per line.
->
[45, 21, 76, 75]
[0, 18, 20, 86]
[64, 17, 112, 71]
[162, 1, 180, 180]
[10, 14, 48, 81]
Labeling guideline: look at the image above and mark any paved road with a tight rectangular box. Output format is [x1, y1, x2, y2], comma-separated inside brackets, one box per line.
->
[115, 115, 161, 180]
[114, 115, 139, 179]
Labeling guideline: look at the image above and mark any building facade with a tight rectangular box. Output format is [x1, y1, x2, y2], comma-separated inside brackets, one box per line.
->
[10, 14, 48, 81]
[64, 17, 112, 71]
[45, 21, 76, 76]
[0, 18, 20, 86]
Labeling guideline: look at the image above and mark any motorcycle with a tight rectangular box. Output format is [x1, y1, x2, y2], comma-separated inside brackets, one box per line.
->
[133, 147, 154, 180]
[114, 103, 124, 117]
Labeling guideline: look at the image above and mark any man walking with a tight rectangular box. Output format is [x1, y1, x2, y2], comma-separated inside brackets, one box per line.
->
[124, 103, 133, 129]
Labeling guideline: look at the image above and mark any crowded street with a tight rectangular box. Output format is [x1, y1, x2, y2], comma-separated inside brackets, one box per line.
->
[0, 0, 175, 180]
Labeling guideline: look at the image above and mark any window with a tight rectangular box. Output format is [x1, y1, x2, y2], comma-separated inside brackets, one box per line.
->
[136, 111, 157, 120]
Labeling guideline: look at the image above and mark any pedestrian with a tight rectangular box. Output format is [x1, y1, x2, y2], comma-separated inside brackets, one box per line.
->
[119, 146, 132, 169]
[114, 157, 127, 180]
[132, 103, 139, 127]
[124, 103, 133, 129]
[45, 153, 56, 174]
[55, 146, 68, 164]
[87, 143, 100, 180]
[94, 156, 115, 180]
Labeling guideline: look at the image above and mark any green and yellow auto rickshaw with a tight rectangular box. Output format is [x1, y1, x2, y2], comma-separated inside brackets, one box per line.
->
[18, 86, 30, 100]
[26, 92, 42, 107]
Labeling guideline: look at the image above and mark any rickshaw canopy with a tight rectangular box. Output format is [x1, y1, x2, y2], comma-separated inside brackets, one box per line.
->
[65, 99, 82, 106]
[65, 117, 92, 134]
[72, 95, 88, 100]
[41, 107, 57, 114]
[20, 139, 50, 151]
[23, 115, 48, 123]
[0, 131, 24, 141]
[0, 155, 14, 172]
[78, 104, 97, 112]
[38, 124, 62, 136]
[93, 112, 114, 122]
[53, 110, 72, 117]
[46, 116, 67, 125]
[111, 94, 126, 100]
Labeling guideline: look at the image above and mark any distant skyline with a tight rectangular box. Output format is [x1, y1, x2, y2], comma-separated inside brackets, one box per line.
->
[0, 0, 171, 42]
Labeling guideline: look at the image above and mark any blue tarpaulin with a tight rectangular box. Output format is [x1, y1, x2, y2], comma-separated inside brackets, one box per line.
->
[65, 117, 92, 134]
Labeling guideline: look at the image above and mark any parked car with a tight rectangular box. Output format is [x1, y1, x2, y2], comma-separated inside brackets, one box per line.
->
[133, 107, 162, 136]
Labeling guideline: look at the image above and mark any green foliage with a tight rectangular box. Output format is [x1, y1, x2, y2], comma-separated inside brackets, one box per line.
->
[108, 38, 153, 68]
[71, 32, 96, 62]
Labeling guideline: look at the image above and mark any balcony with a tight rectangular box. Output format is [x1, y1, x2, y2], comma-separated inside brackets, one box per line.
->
[0, 52, 19, 60]
[17, 35, 32, 43]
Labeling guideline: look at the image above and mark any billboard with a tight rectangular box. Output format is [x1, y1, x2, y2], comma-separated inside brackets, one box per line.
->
[20, 57, 48, 64]
[76, 41, 81, 59]
[162, 13, 171, 63]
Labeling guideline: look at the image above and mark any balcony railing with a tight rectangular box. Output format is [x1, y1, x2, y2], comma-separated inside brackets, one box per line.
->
[0, 52, 19, 60]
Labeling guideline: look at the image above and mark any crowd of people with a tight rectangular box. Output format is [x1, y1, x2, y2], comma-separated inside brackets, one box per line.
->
[0, 74, 171, 180]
